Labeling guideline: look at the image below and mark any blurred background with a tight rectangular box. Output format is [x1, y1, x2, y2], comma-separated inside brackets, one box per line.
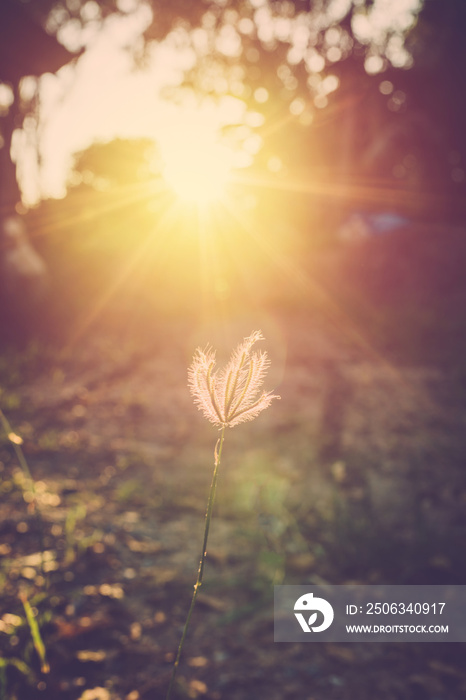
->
[1, 1, 466, 698]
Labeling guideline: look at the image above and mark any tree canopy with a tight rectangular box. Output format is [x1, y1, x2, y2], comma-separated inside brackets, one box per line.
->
[1, 0, 466, 213]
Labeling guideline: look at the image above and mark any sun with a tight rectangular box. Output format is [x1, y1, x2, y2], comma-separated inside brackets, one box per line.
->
[162, 141, 231, 204]
[158, 109, 235, 205]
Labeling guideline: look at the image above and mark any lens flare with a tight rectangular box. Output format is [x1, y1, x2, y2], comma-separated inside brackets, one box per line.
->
[159, 117, 234, 205]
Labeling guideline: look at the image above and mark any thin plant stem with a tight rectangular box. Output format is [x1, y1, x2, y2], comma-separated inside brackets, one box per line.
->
[0, 409, 46, 579]
[166, 425, 226, 700]
[0, 409, 36, 502]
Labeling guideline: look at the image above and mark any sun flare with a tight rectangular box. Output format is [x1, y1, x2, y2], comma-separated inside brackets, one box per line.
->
[162, 143, 230, 204]
[158, 113, 234, 205]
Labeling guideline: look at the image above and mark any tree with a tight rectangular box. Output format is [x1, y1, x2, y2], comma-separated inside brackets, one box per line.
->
[1, 1, 428, 207]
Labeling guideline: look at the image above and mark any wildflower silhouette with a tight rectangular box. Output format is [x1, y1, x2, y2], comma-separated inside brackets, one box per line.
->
[166, 331, 279, 699]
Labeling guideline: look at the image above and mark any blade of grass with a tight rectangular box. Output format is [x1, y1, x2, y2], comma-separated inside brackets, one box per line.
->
[20, 590, 50, 675]
[0, 408, 47, 579]
[0, 409, 36, 506]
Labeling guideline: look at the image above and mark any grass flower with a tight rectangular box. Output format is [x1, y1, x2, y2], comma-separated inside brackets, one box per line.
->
[188, 330, 280, 428]
[166, 331, 279, 699]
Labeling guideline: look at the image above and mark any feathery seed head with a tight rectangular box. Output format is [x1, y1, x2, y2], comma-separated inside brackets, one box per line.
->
[188, 331, 280, 427]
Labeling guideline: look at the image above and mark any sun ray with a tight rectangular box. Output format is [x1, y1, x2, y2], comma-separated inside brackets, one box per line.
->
[30, 177, 171, 243]
[62, 193, 187, 349]
[218, 192, 407, 380]
[231, 170, 446, 214]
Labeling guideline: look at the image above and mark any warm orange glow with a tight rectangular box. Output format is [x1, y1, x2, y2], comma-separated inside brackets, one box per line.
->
[158, 115, 234, 205]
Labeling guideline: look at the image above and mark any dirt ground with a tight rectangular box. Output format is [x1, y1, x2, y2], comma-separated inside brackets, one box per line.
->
[1, 308, 466, 699]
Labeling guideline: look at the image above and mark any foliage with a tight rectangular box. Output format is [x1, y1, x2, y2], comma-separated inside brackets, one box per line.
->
[3, 0, 466, 219]
[70, 139, 158, 189]
[2, 0, 425, 126]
